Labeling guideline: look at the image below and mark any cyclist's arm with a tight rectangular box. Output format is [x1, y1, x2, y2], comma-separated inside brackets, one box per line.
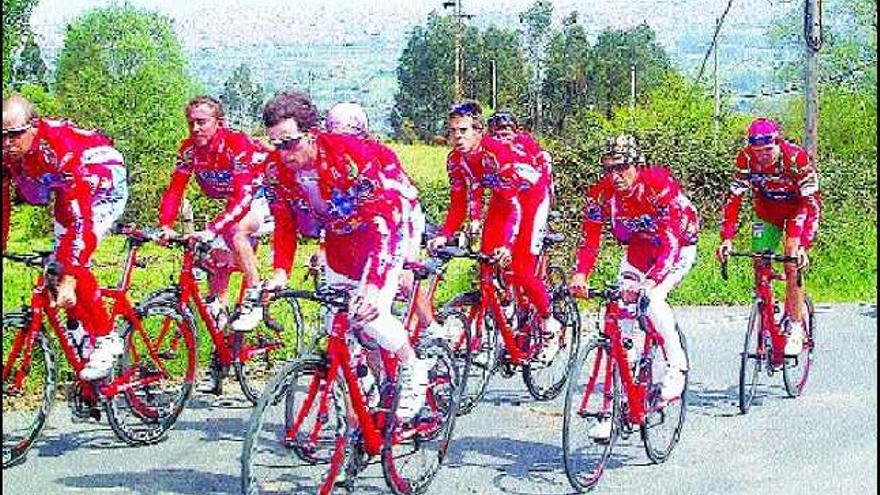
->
[2, 168, 10, 251]
[55, 164, 97, 272]
[791, 158, 822, 249]
[439, 159, 470, 238]
[158, 150, 193, 228]
[573, 183, 606, 278]
[720, 151, 751, 241]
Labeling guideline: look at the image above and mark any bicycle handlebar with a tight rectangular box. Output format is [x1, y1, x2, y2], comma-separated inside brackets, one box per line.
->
[720, 251, 803, 286]
[113, 223, 212, 254]
[265, 285, 352, 309]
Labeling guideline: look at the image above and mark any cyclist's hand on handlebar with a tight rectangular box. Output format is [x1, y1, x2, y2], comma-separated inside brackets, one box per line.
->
[184, 229, 216, 244]
[426, 235, 448, 253]
[54, 275, 77, 309]
[715, 239, 732, 263]
[492, 247, 512, 267]
[467, 219, 482, 238]
[795, 246, 809, 269]
[265, 269, 289, 292]
[157, 226, 179, 246]
[569, 273, 588, 298]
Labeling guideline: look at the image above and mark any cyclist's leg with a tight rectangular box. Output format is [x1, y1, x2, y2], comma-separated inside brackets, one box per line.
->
[510, 188, 552, 319]
[226, 196, 272, 330]
[645, 245, 696, 373]
[782, 215, 809, 350]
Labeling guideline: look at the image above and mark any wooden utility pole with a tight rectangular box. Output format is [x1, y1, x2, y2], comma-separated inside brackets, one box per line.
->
[804, 0, 822, 165]
[491, 59, 497, 109]
[713, 17, 721, 140]
[443, 0, 471, 101]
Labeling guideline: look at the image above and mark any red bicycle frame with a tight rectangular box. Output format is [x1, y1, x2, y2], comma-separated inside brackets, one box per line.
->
[576, 289, 671, 427]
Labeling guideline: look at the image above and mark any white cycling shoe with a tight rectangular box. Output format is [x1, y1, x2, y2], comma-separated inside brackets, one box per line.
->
[79, 332, 124, 381]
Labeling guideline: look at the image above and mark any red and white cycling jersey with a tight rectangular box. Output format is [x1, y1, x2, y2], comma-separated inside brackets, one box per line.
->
[158, 127, 266, 235]
[721, 140, 821, 248]
[2, 118, 126, 268]
[575, 166, 698, 283]
[264, 131, 405, 287]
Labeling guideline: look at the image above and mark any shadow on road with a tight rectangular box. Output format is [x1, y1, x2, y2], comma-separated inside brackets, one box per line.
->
[173, 416, 249, 442]
[58, 468, 239, 495]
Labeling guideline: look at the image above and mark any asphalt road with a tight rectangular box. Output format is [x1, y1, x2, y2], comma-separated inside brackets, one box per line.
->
[3, 303, 876, 495]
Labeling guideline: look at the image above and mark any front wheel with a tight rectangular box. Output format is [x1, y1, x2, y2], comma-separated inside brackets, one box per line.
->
[562, 337, 619, 492]
[739, 302, 764, 414]
[105, 297, 197, 445]
[783, 295, 816, 397]
[242, 356, 350, 495]
[2, 313, 56, 469]
[522, 287, 581, 401]
[235, 293, 306, 404]
[443, 292, 497, 416]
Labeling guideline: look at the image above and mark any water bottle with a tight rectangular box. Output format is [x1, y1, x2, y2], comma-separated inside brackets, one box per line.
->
[66, 319, 91, 359]
[349, 339, 379, 408]
[619, 316, 642, 368]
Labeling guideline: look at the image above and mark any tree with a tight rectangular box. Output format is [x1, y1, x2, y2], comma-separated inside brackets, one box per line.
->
[220, 63, 264, 131]
[518, 0, 554, 130]
[541, 12, 593, 132]
[3, 0, 40, 86]
[54, 5, 200, 224]
[11, 32, 48, 89]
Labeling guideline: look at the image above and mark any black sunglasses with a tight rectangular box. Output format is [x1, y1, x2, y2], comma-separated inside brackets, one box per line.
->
[747, 134, 775, 147]
[270, 134, 305, 151]
[602, 157, 633, 174]
[2, 124, 32, 138]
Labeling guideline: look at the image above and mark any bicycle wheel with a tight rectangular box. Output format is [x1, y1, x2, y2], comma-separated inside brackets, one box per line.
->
[435, 306, 471, 407]
[2, 313, 56, 469]
[105, 297, 197, 445]
[242, 357, 350, 495]
[383, 341, 459, 495]
[235, 293, 305, 404]
[783, 295, 816, 397]
[738, 302, 763, 414]
[523, 286, 581, 401]
[562, 338, 619, 492]
[640, 324, 688, 463]
[444, 292, 497, 415]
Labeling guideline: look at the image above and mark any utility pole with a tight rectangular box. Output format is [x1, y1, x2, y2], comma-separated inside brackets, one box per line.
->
[713, 17, 721, 141]
[491, 59, 497, 109]
[443, 0, 472, 101]
[804, 0, 822, 165]
[629, 64, 636, 111]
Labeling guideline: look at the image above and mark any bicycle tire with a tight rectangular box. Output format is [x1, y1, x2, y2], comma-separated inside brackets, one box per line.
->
[382, 340, 459, 495]
[434, 306, 472, 412]
[522, 287, 581, 401]
[640, 324, 688, 463]
[2, 314, 57, 469]
[783, 294, 816, 397]
[105, 297, 197, 445]
[738, 302, 763, 414]
[242, 356, 350, 495]
[562, 338, 619, 492]
[444, 291, 497, 415]
[235, 293, 305, 404]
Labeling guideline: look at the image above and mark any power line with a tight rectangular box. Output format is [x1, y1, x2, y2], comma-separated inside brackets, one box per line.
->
[696, 0, 734, 84]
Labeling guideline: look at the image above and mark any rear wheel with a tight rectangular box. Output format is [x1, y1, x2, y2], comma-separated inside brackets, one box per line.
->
[383, 340, 459, 495]
[235, 293, 305, 404]
[2, 314, 56, 469]
[562, 338, 619, 492]
[640, 324, 688, 463]
[738, 302, 763, 414]
[105, 298, 197, 445]
[783, 295, 816, 397]
[242, 357, 349, 495]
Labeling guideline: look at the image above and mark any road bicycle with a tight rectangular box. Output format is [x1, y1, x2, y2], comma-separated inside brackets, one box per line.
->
[241, 284, 459, 495]
[721, 250, 815, 414]
[562, 285, 688, 492]
[2, 238, 197, 468]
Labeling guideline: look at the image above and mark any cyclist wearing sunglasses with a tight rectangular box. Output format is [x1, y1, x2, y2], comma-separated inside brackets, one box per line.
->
[261, 91, 430, 420]
[570, 135, 698, 410]
[2, 93, 129, 381]
[428, 100, 563, 365]
[157, 96, 270, 332]
[716, 118, 821, 354]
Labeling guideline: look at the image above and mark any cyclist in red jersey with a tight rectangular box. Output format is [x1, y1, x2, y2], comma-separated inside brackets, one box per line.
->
[427, 100, 562, 364]
[2, 94, 128, 381]
[157, 96, 270, 331]
[715, 118, 821, 355]
[570, 136, 698, 437]
[260, 92, 430, 420]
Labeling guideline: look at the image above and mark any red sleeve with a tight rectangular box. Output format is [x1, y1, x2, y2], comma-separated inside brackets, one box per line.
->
[574, 180, 607, 277]
[720, 150, 751, 241]
[789, 150, 822, 249]
[270, 199, 299, 273]
[207, 134, 263, 234]
[55, 165, 97, 270]
[2, 170, 10, 252]
[158, 143, 193, 228]
[440, 153, 470, 238]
